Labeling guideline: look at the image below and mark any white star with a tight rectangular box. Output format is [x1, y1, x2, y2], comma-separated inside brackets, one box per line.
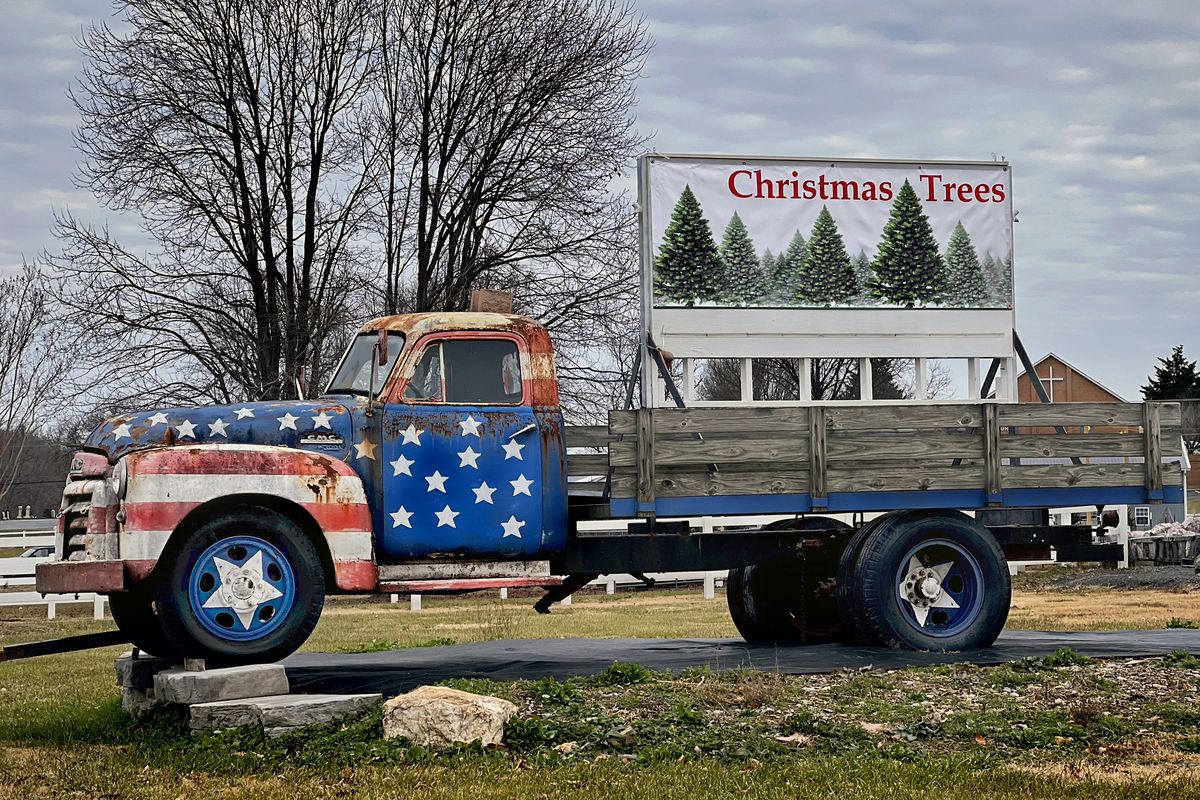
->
[208, 418, 229, 437]
[458, 446, 481, 468]
[112, 423, 132, 440]
[502, 439, 525, 461]
[311, 411, 333, 429]
[147, 412, 169, 427]
[459, 415, 482, 437]
[435, 505, 459, 528]
[390, 454, 415, 477]
[200, 550, 284, 630]
[510, 474, 533, 497]
[390, 506, 413, 529]
[354, 437, 377, 460]
[234, 407, 255, 420]
[401, 424, 423, 446]
[501, 515, 525, 539]
[473, 482, 496, 504]
[277, 413, 299, 431]
[425, 470, 448, 493]
[175, 420, 197, 439]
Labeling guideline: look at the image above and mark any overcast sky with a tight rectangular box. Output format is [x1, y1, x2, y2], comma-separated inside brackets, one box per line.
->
[2, 0, 1198, 399]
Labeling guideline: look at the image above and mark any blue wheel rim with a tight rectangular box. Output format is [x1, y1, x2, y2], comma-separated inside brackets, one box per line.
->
[187, 535, 296, 641]
[894, 538, 985, 638]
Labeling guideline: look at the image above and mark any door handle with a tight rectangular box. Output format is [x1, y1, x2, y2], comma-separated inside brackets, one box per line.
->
[509, 423, 537, 440]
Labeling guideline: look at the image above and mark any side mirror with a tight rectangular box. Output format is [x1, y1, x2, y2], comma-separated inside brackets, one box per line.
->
[378, 329, 389, 366]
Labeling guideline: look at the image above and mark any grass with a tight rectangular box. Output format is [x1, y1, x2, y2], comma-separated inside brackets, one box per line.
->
[3, 585, 1200, 798]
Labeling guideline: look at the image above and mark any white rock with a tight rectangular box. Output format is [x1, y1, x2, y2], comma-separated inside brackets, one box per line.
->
[382, 685, 517, 747]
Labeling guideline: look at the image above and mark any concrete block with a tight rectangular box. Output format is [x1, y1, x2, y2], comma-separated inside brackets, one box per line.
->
[121, 686, 161, 718]
[115, 651, 179, 689]
[154, 663, 289, 705]
[190, 693, 382, 737]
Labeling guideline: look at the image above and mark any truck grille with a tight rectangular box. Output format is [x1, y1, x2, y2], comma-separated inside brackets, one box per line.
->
[60, 478, 101, 561]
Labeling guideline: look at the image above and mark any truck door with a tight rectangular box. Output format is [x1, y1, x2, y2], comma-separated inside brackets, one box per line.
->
[379, 333, 547, 560]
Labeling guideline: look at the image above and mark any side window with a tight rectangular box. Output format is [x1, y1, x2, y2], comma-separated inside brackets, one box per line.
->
[442, 339, 523, 404]
[403, 343, 444, 401]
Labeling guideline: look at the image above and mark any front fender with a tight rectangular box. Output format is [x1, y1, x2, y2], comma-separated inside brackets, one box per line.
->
[120, 444, 376, 591]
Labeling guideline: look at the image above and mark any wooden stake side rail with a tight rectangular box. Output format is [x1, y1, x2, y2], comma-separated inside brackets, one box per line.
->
[589, 403, 1183, 512]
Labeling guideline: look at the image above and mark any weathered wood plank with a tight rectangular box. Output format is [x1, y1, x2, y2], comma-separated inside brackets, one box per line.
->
[609, 437, 808, 469]
[610, 469, 811, 498]
[827, 464, 985, 492]
[810, 406, 827, 501]
[984, 403, 1002, 498]
[1002, 463, 1145, 489]
[998, 403, 1143, 428]
[567, 453, 609, 476]
[564, 425, 610, 449]
[610, 407, 811, 435]
[1144, 403, 1163, 496]
[1000, 434, 1144, 459]
[826, 430, 983, 460]
[825, 405, 984, 431]
[636, 408, 655, 512]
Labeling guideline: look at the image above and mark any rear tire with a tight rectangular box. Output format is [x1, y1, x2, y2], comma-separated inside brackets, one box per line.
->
[727, 517, 851, 644]
[108, 580, 181, 660]
[155, 507, 326, 666]
[833, 512, 897, 643]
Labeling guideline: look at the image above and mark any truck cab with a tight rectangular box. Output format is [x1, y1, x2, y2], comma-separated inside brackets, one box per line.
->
[37, 312, 568, 663]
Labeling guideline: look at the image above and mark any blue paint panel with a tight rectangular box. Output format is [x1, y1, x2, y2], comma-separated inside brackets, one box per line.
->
[609, 485, 1182, 519]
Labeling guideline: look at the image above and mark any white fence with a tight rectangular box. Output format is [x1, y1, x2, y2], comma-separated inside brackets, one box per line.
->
[0, 527, 107, 620]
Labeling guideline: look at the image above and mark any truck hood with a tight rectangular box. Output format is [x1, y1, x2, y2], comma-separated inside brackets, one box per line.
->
[83, 398, 363, 464]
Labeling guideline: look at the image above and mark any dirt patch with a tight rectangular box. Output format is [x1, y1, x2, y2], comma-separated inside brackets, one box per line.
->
[1049, 566, 1200, 592]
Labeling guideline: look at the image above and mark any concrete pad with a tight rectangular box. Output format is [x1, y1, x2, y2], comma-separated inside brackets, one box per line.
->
[115, 651, 179, 689]
[154, 663, 289, 705]
[190, 693, 382, 737]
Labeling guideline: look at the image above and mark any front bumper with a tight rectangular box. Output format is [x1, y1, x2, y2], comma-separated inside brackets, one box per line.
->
[35, 561, 126, 594]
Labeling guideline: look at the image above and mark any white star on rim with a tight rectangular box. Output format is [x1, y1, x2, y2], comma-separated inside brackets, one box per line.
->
[458, 446, 481, 468]
[112, 423, 132, 440]
[354, 437, 377, 460]
[473, 482, 496, 504]
[277, 413, 299, 431]
[175, 420, 197, 439]
[311, 411, 333, 429]
[400, 424, 423, 446]
[425, 470, 448, 493]
[200, 550, 284, 630]
[459, 415, 482, 437]
[147, 412, 169, 427]
[435, 505, 460, 528]
[510, 474, 533, 497]
[234, 407, 255, 420]
[390, 454, 415, 477]
[390, 506, 413, 529]
[900, 557, 959, 627]
[501, 515, 525, 538]
[209, 418, 229, 437]
[501, 439, 525, 461]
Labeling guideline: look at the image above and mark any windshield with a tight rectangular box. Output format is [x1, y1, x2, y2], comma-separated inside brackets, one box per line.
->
[326, 332, 405, 396]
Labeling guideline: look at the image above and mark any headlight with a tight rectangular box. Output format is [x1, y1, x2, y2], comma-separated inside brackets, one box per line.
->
[110, 458, 129, 500]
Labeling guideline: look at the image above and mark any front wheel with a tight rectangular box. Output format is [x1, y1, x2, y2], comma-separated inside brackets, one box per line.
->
[852, 511, 1010, 651]
[155, 507, 325, 666]
[108, 580, 181, 660]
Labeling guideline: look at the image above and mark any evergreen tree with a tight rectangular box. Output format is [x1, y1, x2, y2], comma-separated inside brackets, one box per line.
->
[1141, 345, 1200, 400]
[719, 212, 764, 303]
[943, 221, 988, 306]
[654, 185, 724, 304]
[867, 179, 947, 306]
[796, 206, 857, 304]
[994, 252, 1013, 306]
[981, 251, 999, 299]
[761, 249, 777, 287]
[768, 229, 806, 302]
[852, 249, 872, 300]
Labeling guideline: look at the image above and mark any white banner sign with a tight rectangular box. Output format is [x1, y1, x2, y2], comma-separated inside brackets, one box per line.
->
[645, 155, 1013, 310]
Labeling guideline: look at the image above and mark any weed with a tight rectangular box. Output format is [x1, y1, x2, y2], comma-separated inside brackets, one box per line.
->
[589, 662, 654, 687]
[1041, 648, 1090, 668]
[1166, 617, 1199, 629]
[1157, 649, 1200, 668]
[528, 676, 582, 706]
[504, 716, 559, 751]
[1176, 737, 1200, 753]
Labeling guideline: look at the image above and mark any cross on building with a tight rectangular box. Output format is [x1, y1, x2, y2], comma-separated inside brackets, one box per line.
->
[1037, 365, 1064, 402]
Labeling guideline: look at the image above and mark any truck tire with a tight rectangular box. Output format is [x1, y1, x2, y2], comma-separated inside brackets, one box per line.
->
[852, 510, 1010, 651]
[154, 507, 326, 665]
[108, 581, 181, 660]
[727, 517, 851, 644]
[833, 512, 898, 643]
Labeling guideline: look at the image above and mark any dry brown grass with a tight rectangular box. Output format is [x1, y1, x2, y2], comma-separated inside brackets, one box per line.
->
[1008, 587, 1200, 631]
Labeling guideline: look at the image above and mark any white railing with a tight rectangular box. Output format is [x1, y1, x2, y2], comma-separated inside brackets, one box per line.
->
[0, 546, 107, 620]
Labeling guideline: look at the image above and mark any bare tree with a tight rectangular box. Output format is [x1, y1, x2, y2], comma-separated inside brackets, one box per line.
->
[696, 357, 912, 402]
[50, 0, 378, 406]
[0, 266, 72, 506]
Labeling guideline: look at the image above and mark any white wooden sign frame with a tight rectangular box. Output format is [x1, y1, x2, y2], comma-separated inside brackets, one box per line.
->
[636, 152, 1018, 408]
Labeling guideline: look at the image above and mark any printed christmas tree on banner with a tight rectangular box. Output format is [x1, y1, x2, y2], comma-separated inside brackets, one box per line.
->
[995, 253, 1013, 306]
[943, 222, 988, 306]
[796, 206, 857, 304]
[852, 249, 872, 299]
[761, 249, 777, 282]
[868, 179, 947, 306]
[654, 185, 724, 304]
[719, 212, 764, 303]
[767, 230, 806, 302]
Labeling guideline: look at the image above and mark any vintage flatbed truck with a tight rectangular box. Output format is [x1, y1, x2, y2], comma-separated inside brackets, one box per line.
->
[34, 309, 1185, 664]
